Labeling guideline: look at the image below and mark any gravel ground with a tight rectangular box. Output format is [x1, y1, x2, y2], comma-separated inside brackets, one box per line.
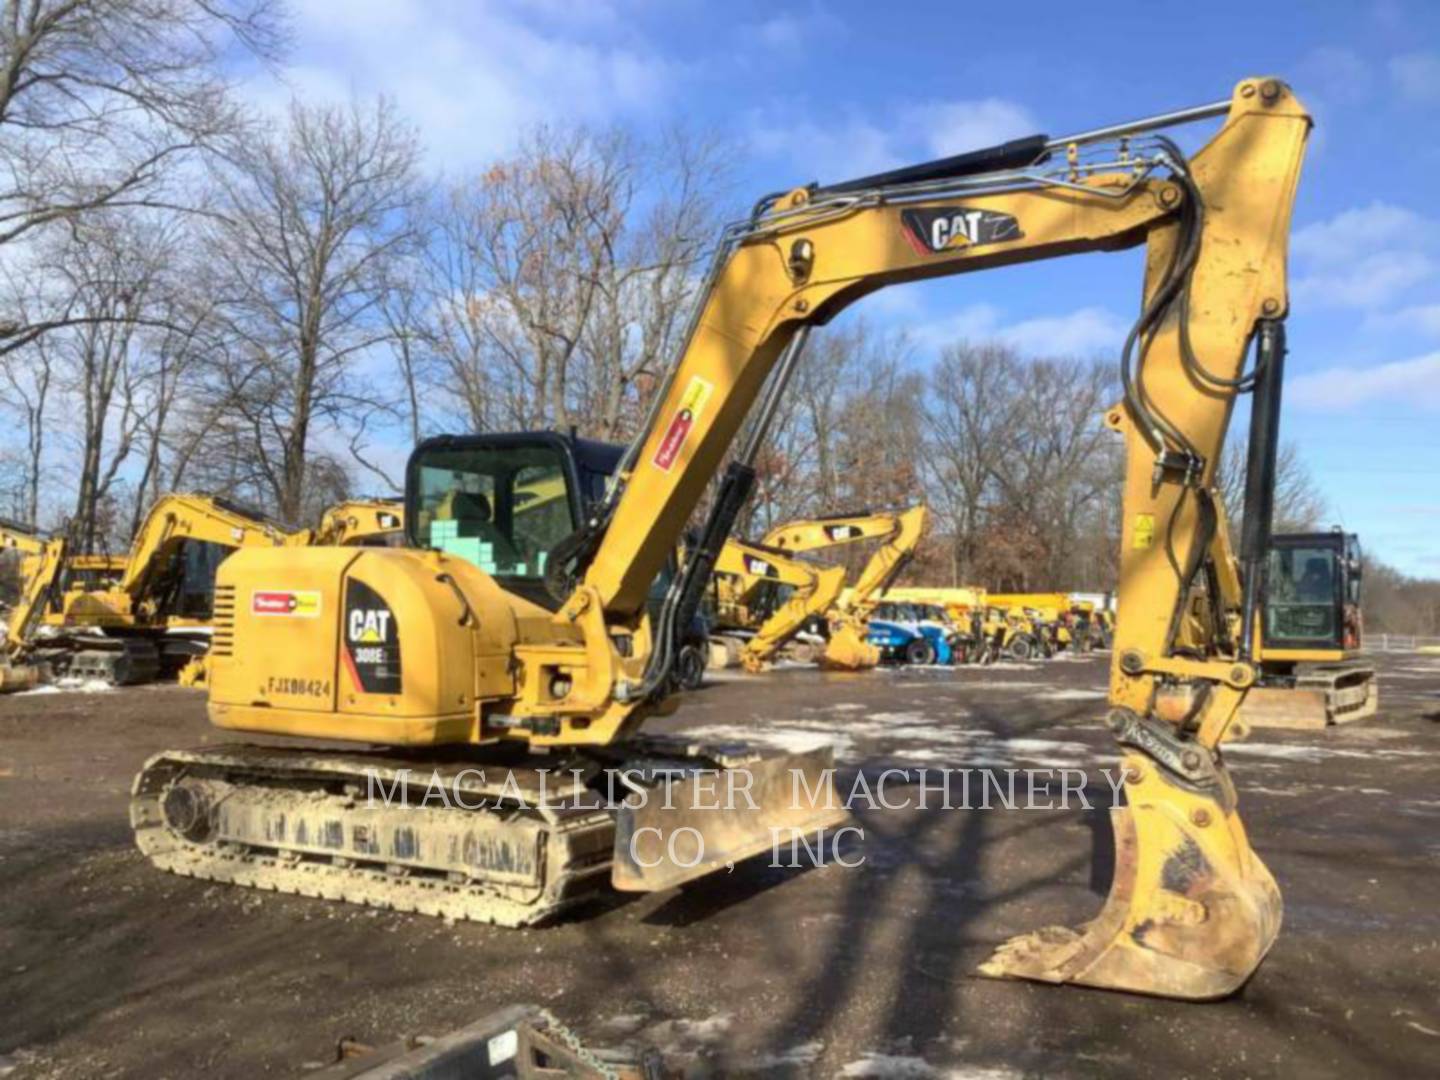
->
[1, 651, 1437, 1078]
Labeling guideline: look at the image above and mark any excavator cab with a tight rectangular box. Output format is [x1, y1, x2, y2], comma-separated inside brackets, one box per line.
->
[1262, 531, 1362, 655]
[1240, 530, 1374, 728]
[406, 432, 622, 611]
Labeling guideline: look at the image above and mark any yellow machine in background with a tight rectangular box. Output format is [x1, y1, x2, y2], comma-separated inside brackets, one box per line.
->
[135, 80, 1314, 1001]
[312, 499, 405, 547]
[762, 506, 927, 669]
[1237, 530, 1375, 727]
[19, 494, 309, 683]
[4, 495, 402, 686]
[709, 538, 847, 671]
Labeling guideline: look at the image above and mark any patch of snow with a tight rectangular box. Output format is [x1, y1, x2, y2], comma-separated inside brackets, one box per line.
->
[686, 722, 854, 761]
[1001, 737, 1094, 757]
[17, 677, 113, 696]
[944, 680, 1050, 691]
[740, 1040, 825, 1070]
[1033, 689, 1107, 701]
[1226, 742, 1429, 763]
[840, 1054, 938, 1079]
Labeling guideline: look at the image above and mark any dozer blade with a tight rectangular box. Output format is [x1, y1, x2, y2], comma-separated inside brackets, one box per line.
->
[979, 751, 1281, 1000]
[819, 622, 879, 671]
[1239, 666, 1377, 730]
[612, 745, 850, 892]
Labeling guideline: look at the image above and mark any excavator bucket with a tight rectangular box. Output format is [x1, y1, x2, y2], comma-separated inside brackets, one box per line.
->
[819, 620, 879, 671]
[979, 752, 1281, 1000]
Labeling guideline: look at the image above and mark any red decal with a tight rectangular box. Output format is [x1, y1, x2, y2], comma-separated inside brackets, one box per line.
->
[253, 591, 296, 614]
[653, 409, 694, 471]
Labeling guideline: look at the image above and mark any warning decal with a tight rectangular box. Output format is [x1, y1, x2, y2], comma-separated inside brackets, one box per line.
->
[1132, 513, 1156, 550]
[652, 376, 715, 472]
[252, 590, 322, 617]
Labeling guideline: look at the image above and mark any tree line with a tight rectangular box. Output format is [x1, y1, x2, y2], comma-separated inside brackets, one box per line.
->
[2, 0, 1433, 632]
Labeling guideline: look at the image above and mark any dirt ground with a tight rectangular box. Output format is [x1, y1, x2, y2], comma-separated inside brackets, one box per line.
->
[1, 650, 1437, 1079]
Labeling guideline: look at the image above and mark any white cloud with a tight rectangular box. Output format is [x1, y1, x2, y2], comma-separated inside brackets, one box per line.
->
[1390, 51, 1440, 104]
[904, 99, 1038, 159]
[1293, 251, 1435, 309]
[243, 0, 676, 167]
[1297, 47, 1374, 106]
[1366, 303, 1440, 338]
[755, 14, 806, 48]
[1290, 202, 1438, 310]
[747, 114, 901, 184]
[747, 96, 1037, 185]
[910, 303, 1125, 356]
[749, 5, 845, 50]
[1291, 202, 1433, 266]
[995, 307, 1128, 355]
[1287, 351, 1440, 412]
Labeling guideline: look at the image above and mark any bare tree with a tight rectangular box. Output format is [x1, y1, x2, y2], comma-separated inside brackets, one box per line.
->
[1216, 438, 1328, 539]
[923, 342, 1024, 585]
[0, 0, 284, 353]
[0, 279, 53, 522]
[24, 213, 184, 550]
[421, 126, 725, 440]
[205, 97, 421, 523]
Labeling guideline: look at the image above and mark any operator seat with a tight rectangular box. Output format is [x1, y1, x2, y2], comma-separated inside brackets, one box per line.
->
[450, 491, 521, 568]
[1298, 557, 1333, 601]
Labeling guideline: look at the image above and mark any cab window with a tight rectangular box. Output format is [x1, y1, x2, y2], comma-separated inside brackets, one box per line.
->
[1265, 545, 1339, 646]
[411, 444, 575, 583]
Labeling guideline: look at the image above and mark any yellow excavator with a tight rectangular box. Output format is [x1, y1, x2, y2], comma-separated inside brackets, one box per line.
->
[0, 520, 124, 614]
[762, 505, 928, 668]
[5, 497, 410, 687]
[1223, 530, 1375, 728]
[0, 517, 68, 689]
[708, 537, 848, 670]
[134, 79, 1313, 1000]
[312, 499, 405, 547]
[14, 494, 309, 683]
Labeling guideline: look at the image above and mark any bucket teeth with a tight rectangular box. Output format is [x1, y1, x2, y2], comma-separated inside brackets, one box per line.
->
[978, 753, 1282, 1000]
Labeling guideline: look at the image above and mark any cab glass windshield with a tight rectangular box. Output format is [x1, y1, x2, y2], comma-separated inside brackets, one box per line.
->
[1265, 544, 1339, 646]
[409, 443, 574, 582]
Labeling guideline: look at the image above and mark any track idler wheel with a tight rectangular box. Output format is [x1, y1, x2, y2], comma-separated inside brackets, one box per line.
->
[978, 751, 1281, 1000]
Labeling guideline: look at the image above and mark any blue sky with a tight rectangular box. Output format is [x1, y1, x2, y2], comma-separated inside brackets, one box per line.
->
[246, 0, 1440, 575]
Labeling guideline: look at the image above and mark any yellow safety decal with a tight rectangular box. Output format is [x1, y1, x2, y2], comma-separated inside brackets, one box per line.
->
[652, 376, 715, 472]
[1133, 514, 1155, 549]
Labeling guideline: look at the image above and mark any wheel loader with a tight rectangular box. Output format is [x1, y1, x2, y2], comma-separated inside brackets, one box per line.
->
[135, 78, 1317, 1000]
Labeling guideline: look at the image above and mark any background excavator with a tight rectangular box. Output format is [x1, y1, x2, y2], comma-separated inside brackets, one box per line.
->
[3, 495, 410, 687]
[9, 494, 310, 684]
[761, 505, 928, 668]
[312, 499, 406, 547]
[707, 537, 847, 671]
[1214, 528, 1374, 728]
[133, 78, 1314, 1002]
